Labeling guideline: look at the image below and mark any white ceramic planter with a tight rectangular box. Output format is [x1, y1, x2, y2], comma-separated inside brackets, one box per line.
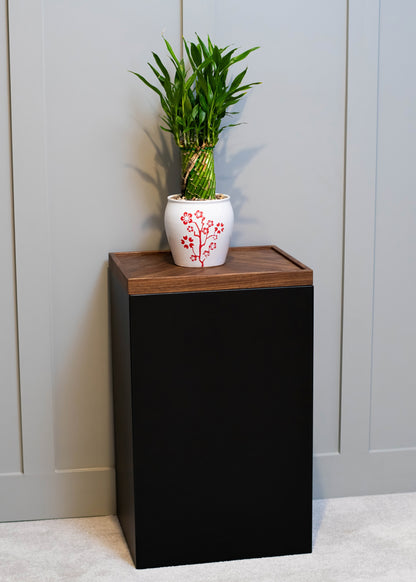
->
[164, 194, 234, 267]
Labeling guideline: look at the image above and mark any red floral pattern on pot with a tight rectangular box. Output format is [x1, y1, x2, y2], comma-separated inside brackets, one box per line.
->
[180, 210, 225, 267]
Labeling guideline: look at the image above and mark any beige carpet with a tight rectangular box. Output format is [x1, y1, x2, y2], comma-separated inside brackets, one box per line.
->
[0, 492, 416, 581]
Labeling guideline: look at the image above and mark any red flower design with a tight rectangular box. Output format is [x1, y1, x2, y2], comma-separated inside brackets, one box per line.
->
[181, 235, 194, 249]
[181, 212, 193, 225]
[178, 209, 226, 266]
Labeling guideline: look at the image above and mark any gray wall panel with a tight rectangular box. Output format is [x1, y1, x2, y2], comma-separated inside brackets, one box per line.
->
[0, 0, 22, 475]
[2, 0, 180, 519]
[184, 0, 347, 457]
[43, 0, 181, 471]
[2, 0, 416, 519]
[370, 0, 416, 451]
[325, 0, 416, 497]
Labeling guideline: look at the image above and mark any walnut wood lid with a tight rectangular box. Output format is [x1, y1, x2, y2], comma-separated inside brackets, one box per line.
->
[109, 245, 313, 295]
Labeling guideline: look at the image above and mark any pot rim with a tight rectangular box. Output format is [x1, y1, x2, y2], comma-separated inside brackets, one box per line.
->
[167, 194, 230, 204]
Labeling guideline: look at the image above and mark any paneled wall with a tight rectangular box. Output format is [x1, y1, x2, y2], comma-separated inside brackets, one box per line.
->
[0, 0, 21, 477]
[317, 0, 416, 497]
[1, 0, 415, 519]
[1, 0, 182, 520]
[184, 0, 347, 462]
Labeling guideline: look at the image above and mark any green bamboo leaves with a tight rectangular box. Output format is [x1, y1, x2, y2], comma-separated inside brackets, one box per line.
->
[131, 35, 260, 199]
[131, 34, 259, 150]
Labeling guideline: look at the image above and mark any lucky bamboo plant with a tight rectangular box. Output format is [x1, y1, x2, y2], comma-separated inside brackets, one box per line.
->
[131, 35, 260, 200]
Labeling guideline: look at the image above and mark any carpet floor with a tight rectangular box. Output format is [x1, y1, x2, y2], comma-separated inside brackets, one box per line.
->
[0, 492, 415, 581]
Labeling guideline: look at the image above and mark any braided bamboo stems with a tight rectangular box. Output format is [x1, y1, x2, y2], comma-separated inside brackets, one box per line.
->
[180, 146, 216, 200]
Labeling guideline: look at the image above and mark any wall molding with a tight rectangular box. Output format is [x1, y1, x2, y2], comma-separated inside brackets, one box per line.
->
[8, 0, 56, 475]
[3, 0, 116, 519]
[0, 469, 115, 521]
[0, 0, 22, 475]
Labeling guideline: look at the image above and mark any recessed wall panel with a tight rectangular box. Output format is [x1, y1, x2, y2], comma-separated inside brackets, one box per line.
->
[0, 0, 22, 475]
[42, 0, 182, 469]
[184, 0, 347, 454]
[370, 1, 416, 451]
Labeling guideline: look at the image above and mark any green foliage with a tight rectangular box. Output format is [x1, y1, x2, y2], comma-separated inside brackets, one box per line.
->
[130, 35, 260, 149]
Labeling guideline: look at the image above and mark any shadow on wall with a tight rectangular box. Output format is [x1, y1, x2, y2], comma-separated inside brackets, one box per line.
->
[126, 124, 180, 251]
[214, 131, 264, 244]
[125, 114, 264, 250]
[312, 498, 328, 548]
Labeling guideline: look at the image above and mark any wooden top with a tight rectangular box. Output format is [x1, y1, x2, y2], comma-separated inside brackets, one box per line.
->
[109, 245, 313, 295]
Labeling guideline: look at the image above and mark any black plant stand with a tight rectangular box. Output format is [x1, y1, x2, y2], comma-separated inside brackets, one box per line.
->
[109, 246, 313, 569]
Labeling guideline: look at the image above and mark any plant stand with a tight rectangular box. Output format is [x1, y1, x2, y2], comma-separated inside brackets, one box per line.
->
[109, 246, 313, 569]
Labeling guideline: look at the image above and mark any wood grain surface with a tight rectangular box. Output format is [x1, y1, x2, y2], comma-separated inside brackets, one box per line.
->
[109, 246, 313, 295]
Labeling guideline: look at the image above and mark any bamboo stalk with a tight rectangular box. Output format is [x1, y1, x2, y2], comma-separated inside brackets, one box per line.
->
[181, 146, 216, 199]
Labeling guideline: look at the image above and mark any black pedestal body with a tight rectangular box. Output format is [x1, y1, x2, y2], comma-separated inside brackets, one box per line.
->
[110, 276, 313, 569]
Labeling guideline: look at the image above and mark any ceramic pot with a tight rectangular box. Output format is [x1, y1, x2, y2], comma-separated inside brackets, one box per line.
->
[164, 194, 234, 267]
